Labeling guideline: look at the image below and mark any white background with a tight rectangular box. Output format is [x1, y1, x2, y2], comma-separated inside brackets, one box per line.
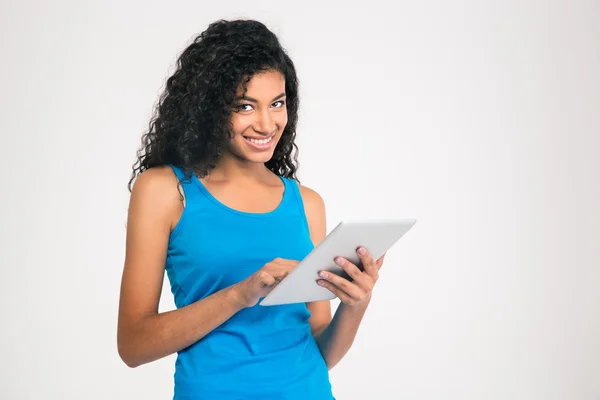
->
[1, 0, 599, 399]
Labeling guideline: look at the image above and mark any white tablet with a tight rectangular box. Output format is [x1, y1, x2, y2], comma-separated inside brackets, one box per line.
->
[259, 218, 417, 306]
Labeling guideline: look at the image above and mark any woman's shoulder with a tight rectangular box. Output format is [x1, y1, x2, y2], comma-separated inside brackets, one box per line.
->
[297, 184, 324, 208]
[297, 183, 326, 223]
[129, 165, 183, 211]
[131, 165, 180, 192]
[295, 182, 326, 242]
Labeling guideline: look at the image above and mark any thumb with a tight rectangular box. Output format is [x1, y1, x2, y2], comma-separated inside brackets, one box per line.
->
[376, 253, 386, 270]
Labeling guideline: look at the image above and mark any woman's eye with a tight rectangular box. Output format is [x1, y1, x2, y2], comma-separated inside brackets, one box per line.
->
[235, 104, 253, 112]
[272, 100, 285, 108]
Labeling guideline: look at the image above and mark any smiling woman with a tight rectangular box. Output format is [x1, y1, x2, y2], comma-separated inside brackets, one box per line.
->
[117, 18, 384, 400]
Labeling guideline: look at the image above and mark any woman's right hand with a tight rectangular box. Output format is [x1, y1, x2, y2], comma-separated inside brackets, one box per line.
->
[233, 258, 300, 308]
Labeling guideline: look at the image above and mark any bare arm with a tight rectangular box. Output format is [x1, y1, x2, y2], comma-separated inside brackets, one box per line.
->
[301, 185, 375, 370]
[312, 295, 372, 370]
[302, 186, 332, 339]
[117, 168, 246, 368]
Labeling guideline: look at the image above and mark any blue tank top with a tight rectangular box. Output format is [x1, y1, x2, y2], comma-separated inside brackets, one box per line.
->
[165, 165, 335, 399]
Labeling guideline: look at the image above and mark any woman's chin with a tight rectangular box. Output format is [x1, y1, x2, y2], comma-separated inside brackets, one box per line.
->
[246, 151, 276, 164]
[227, 148, 276, 164]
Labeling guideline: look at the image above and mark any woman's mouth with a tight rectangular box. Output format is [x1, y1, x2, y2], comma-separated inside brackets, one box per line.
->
[243, 134, 275, 151]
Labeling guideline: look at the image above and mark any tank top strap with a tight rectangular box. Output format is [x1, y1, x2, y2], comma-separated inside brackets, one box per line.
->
[281, 177, 311, 234]
[168, 164, 204, 206]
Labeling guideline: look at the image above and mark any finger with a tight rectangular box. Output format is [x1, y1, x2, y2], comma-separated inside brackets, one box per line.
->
[273, 258, 300, 267]
[318, 269, 365, 300]
[285, 260, 300, 271]
[376, 252, 386, 271]
[333, 256, 374, 292]
[334, 256, 364, 282]
[316, 279, 355, 304]
[356, 246, 378, 279]
[258, 271, 276, 287]
[270, 268, 292, 281]
[271, 260, 299, 275]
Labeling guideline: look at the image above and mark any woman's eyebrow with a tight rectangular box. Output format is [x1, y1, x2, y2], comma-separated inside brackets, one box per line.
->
[235, 92, 286, 103]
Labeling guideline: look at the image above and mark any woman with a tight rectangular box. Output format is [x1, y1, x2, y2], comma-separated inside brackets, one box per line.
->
[117, 19, 386, 399]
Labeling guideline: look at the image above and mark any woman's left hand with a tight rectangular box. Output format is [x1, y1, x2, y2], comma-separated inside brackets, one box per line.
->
[317, 247, 386, 306]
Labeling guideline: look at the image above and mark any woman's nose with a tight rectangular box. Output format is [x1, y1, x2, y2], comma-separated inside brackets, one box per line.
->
[253, 111, 276, 134]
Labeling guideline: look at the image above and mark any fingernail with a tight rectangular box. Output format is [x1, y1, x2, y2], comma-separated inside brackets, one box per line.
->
[335, 257, 345, 266]
[319, 271, 327, 278]
[317, 280, 325, 286]
[357, 247, 366, 255]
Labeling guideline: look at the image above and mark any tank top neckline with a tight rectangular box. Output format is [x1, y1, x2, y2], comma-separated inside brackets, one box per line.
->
[190, 171, 289, 219]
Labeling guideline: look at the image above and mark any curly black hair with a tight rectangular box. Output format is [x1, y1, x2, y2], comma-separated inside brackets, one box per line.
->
[128, 19, 300, 191]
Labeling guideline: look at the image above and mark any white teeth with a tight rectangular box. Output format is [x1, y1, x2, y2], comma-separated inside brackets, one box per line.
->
[247, 136, 273, 145]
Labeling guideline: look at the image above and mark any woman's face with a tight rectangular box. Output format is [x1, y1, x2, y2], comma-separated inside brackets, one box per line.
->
[226, 70, 288, 164]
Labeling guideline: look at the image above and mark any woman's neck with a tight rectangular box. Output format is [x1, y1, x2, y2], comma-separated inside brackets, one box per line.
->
[206, 152, 272, 183]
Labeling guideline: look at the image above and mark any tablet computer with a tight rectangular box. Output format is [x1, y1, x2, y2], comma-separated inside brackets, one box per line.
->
[259, 218, 417, 306]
